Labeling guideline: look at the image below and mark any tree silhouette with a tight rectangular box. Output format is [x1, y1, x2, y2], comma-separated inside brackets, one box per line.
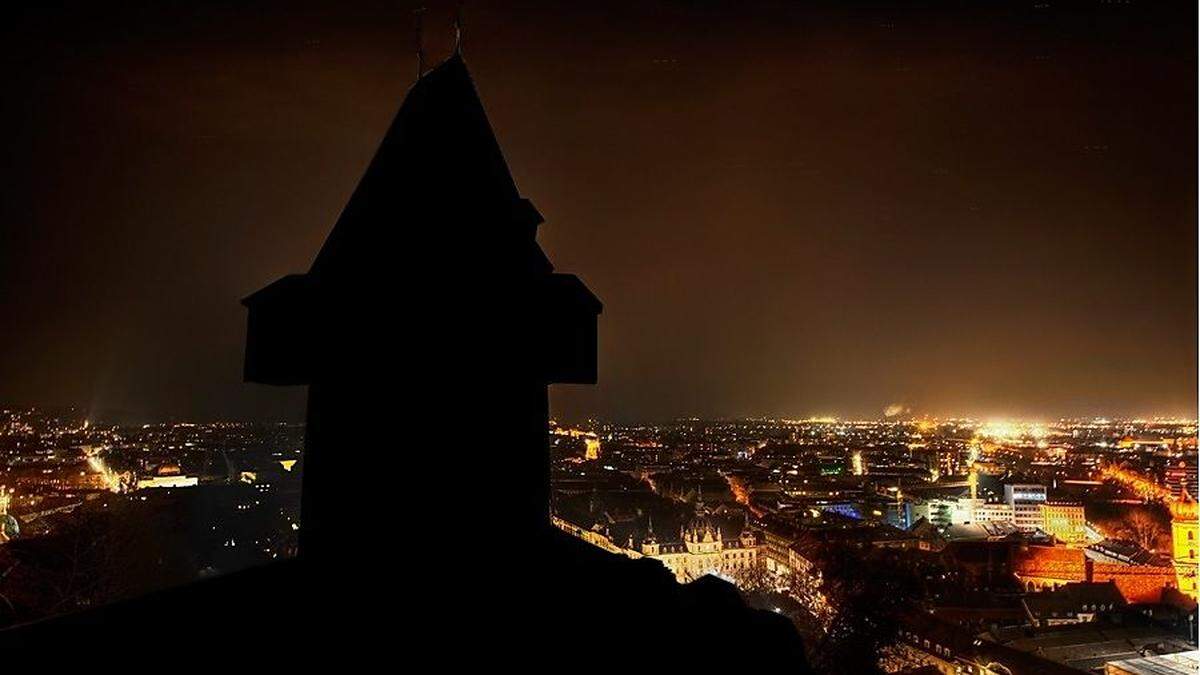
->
[1119, 508, 1168, 551]
[808, 545, 922, 675]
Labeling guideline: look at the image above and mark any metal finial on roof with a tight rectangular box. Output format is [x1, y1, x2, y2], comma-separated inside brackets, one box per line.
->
[414, 6, 427, 81]
[453, 1, 465, 54]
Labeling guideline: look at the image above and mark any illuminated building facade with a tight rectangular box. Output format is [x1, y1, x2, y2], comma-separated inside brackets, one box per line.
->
[137, 475, 200, 489]
[640, 512, 760, 583]
[950, 498, 1014, 526]
[974, 501, 1015, 524]
[551, 425, 601, 461]
[550, 516, 628, 556]
[912, 498, 956, 528]
[1170, 498, 1198, 599]
[761, 519, 798, 576]
[1005, 484, 1047, 533]
[1039, 502, 1086, 546]
[551, 511, 761, 585]
[583, 437, 600, 461]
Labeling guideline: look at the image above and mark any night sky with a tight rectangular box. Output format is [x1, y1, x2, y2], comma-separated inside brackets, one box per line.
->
[0, 1, 1194, 423]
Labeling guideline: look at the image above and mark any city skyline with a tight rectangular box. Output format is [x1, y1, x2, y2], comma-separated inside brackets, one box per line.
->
[0, 2, 1194, 662]
[0, 402, 1195, 661]
[0, 0, 1194, 423]
[2, 402, 1197, 427]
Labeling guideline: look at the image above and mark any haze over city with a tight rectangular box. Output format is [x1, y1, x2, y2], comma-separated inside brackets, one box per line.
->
[0, 0, 1194, 423]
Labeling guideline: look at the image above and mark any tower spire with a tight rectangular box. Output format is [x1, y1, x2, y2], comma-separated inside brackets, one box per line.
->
[413, 6, 427, 81]
[453, 1, 465, 54]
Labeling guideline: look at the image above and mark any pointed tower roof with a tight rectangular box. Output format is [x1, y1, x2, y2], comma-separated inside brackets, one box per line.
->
[241, 51, 600, 387]
[310, 52, 549, 281]
[643, 514, 657, 545]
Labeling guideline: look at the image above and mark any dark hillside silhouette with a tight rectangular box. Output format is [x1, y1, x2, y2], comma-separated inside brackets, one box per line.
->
[0, 52, 810, 666]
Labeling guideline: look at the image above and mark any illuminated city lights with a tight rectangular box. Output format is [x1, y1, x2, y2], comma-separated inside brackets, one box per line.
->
[549, 413, 1199, 671]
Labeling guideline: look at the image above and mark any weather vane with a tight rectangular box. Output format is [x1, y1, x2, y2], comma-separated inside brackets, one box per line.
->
[414, 6, 427, 80]
[454, 1, 465, 53]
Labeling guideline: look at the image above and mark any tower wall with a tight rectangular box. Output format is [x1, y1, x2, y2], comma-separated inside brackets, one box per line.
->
[1171, 503, 1198, 599]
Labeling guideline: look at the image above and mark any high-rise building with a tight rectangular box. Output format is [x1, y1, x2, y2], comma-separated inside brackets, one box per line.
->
[1005, 484, 1047, 533]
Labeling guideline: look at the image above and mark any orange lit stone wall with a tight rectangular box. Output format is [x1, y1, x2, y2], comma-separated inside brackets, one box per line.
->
[1090, 563, 1177, 604]
[1011, 545, 1175, 603]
